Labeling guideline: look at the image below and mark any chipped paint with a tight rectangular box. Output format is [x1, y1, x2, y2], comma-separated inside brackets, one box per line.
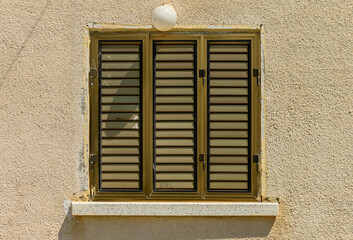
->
[81, 26, 91, 192]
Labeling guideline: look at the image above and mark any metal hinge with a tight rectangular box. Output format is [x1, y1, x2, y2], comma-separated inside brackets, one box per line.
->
[89, 154, 97, 200]
[253, 69, 261, 86]
[253, 154, 262, 200]
[199, 69, 206, 86]
[89, 154, 97, 171]
[89, 68, 97, 86]
[253, 154, 260, 173]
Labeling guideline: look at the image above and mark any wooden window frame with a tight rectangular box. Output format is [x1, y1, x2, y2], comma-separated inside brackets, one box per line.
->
[89, 31, 261, 201]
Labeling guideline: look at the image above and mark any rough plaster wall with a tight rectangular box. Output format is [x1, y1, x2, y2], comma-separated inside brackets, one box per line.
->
[0, 0, 352, 239]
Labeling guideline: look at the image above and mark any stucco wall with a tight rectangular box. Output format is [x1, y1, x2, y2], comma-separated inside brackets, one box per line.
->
[1, 0, 352, 239]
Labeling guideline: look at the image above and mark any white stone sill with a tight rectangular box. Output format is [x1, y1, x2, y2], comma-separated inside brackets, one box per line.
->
[71, 202, 279, 217]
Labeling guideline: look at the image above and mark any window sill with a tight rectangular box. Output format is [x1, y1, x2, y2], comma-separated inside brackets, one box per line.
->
[71, 202, 279, 217]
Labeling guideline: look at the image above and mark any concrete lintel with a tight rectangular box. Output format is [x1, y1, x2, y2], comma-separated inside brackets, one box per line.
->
[86, 23, 261, 32]
[71, 202, 279, 217]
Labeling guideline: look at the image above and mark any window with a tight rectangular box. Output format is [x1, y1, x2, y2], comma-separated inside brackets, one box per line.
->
[89, 32, 261, 201]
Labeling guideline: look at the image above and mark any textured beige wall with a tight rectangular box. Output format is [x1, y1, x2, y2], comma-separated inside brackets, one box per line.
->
[1, 0, 352, 239]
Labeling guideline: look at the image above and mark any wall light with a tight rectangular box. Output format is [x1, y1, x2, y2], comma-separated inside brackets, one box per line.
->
[152, 4, 177, 31]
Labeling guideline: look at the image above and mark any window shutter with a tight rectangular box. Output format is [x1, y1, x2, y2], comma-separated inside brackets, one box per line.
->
[153, 41, 197, 191]
[90, 33, 260, 200]
[207, 41, 250, 191]
[99, 41, 143, 190]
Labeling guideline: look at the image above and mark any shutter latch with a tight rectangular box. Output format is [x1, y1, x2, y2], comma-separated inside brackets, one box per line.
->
[89, 68, 97, 86]
[199, 153, 206, 169]
[199, 70, 206, 87]
[253, 69, 261, 86]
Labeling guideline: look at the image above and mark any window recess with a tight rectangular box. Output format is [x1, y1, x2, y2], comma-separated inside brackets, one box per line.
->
[89, 33, 260, 201]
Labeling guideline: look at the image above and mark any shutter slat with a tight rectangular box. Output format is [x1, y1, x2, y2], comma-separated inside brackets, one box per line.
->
[210, 105, 248, 112]
[156, 96, 194, 104]
[102, 139, 139, 146]
[210, 97, 248, 104]
[101, 96, 140, 103]
[156, 105, 194, 112]
[101, 130, 139, 138]
[209, 156, 248, 164]
[101, 147, 139, 155]
[102, 78, 140, 84]
[156, 139, 194, 146]
[210, 54, 248, 61]
[156, 53, 194, 61]
[210, 122, 248, 129]
[156, 44, 194, 52]
[101, 181, 140, 189]
[210, 182, 248, 190]
[156, 182, 194, 189]
[156, 164, 194, 172]
[210, 173, 248, 181]
[102, 173, 140, 180]
[102, 62, 139, 69]
[102, 156, 140, 163]
[210, 165, 248, 172]
[156, 147, 194, 155]
[101, 53, 140, 61]
[156, 79, 194, 87]
[210, 147, 247, 155]
[210, 88, 248, 95]
[102, 164, 140, 172]
[101, 113, 139, 120]
[156, 62, 194, 69]
[102, 88, 140, 94]
[101, 44, 140, 52]
[101, 122, 139, 129]
[156, 113, 194, 121]
[156, 130, 194, 138]
[99, 41, 143, 191]
[156, 156, 194, 163]
[210, 71, 248, 78]
[156, 173, 194, 181]
[210, 113, 248, 121]
[210, 62, 248, 69]
[208, 42, 250, 192]
[209, 45, 248, 53]
[153, 41, 197, 191]
[210, 139, 248, 147]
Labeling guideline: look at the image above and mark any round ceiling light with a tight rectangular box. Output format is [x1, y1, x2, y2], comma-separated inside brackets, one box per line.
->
[152, 4, 177, 31]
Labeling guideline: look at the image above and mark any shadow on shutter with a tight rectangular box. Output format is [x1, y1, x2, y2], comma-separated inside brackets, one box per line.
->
[99, 41, 143, 191]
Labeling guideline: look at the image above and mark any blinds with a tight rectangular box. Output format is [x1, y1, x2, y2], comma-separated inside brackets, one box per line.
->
[207, 42, 250, 191]
[99, 41, 143, 190]
[153, 41, 197, 191]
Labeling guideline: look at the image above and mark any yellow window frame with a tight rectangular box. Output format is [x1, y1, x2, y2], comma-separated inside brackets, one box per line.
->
[89, 31, 261, 201]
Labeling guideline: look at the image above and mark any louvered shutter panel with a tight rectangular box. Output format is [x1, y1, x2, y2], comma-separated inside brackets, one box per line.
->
[207, 42, 250, 191]
[153, 41, 197, 191]
[99, 41, 143, 190]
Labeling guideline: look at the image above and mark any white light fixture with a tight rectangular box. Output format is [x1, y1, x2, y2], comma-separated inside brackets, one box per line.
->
[152, 4, 177, 31]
